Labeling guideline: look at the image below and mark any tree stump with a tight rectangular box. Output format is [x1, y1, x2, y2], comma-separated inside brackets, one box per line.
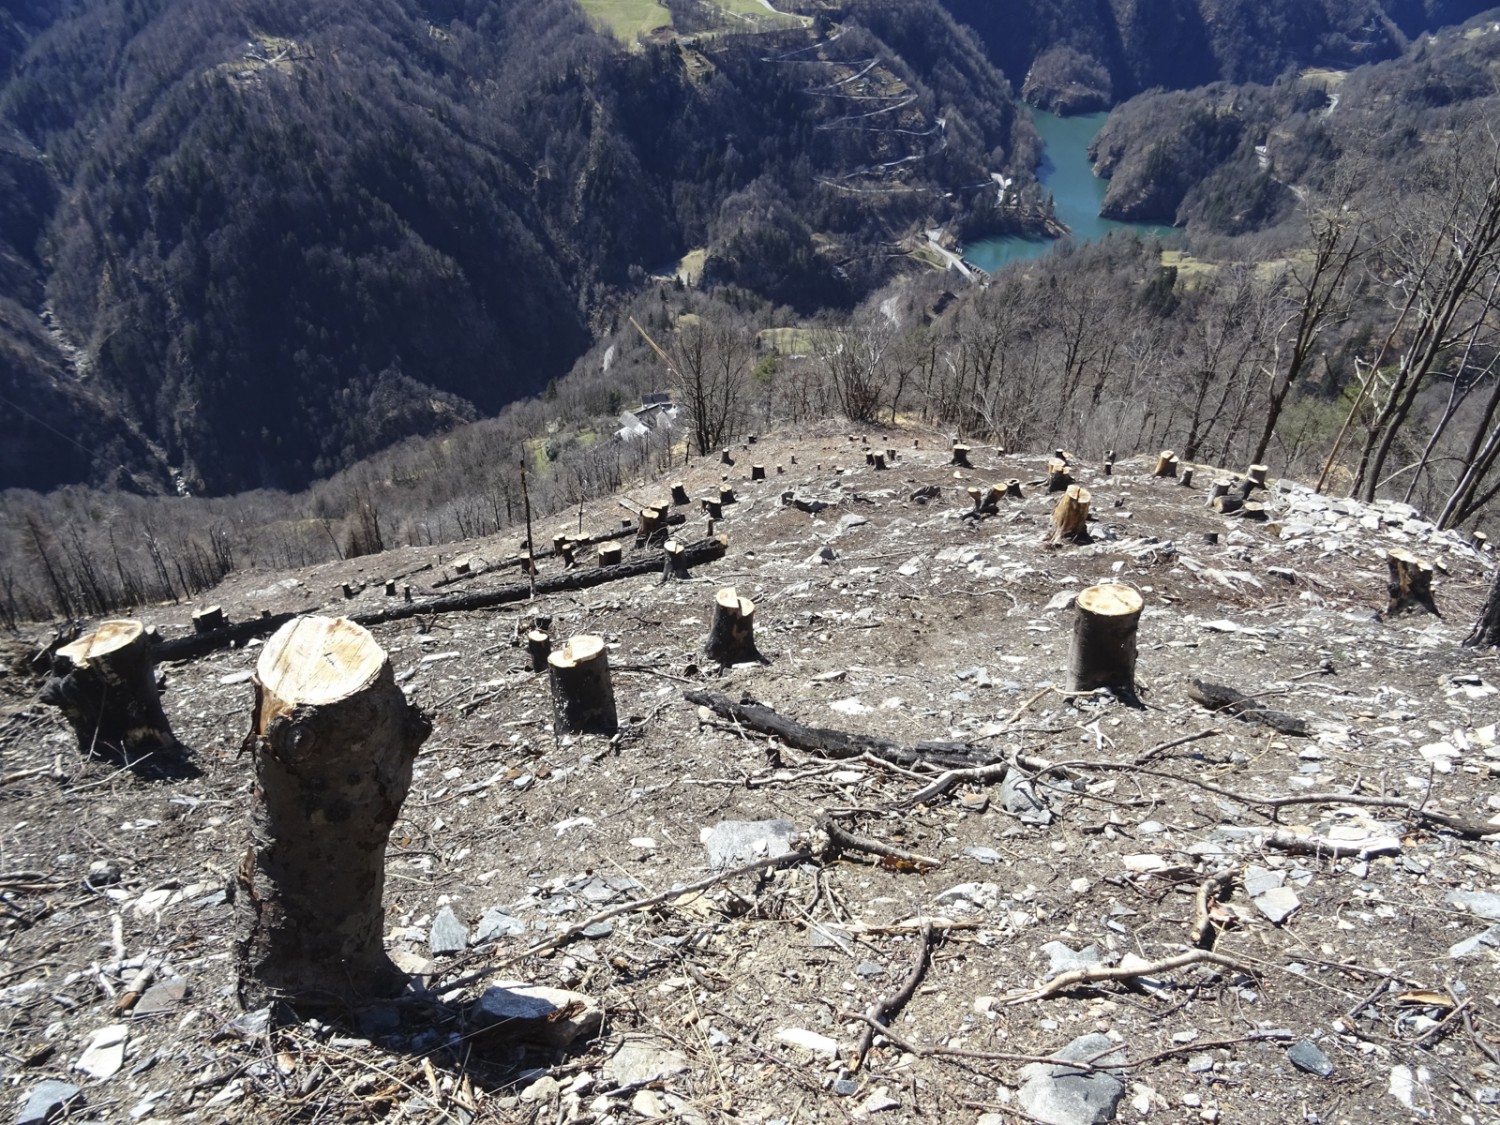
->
[1049, 485, 1092, 546]
[559, 542, 577, 569]
[527, 630, 552, 672]
[636, 507, 664, 547]
[1178, 467, 1195, 488]
[552, 533, 569, 555]
[951, 444, 971, 468]
[671, 482, 690, 506]
[341, 583, 358, 599]
[1208, 479, 1232, 508]
[865, 451, 875, 466]
[705, 587, 759, 665]
[1153, 451, 1177, 478]
[1103, 459, 1114, 477]
[1464, 563, 1500, 646]
[751, 464, 766, 481]
[384, 580, 397, 597]
[702, 497, 723, 520]
[1212, 495, 1244, 515]
[966, 486, 984, 513]
[871, 454, 887, 470]
[41, 620, 180, 763]
[235, 616, 430, 1012]
[662, 539, 691, 581]
[1470, 531, 1488, 552]
[519, 553, 537, 577]
[1234, 477, 1259, 500]
[982, 483, 1007, 510]
[719, 484, 736, 506]
[1005, 479, 1023, 499]
[886, 448, 897, 464]
[598, 543, 623, 567]
[548, 635, 618, 736]
[403, 585, 413, 603]
[193, 609, 225, 636]
[1240, 502, 1267, 521]
[454, 558, 472, 576]
[1246, 464, 1269, 489]
[1068, 584, 1143, 697]
[1386, 548, 1439, 616]
[720, 449, 733, 465]
[1047, 459, 1073, 493]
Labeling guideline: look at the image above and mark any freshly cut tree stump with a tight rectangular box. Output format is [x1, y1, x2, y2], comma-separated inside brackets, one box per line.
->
[950, 444, 971, 468]
[704, 587, 760, 665]
[1154, 451, 1177, 478]
[548, 635, 618, 736]
[519, 553, 537, 577]
[751, 464, 766, 481]
[236, 616, 431, 1012]
[636, 507, 664, 547]
[41, 620, 179, 763]
[1386, 548, 1439, 616]
[1471, 531, 1488, 552]
[1240, 502, 1267, 521]
[559, 542, 577, 569]
[340, 583, 358, 599]
[552, 533, 569, 555]
[965, 486, 983, 511]
[527, 630, 552, 672]
[1103, 459, 1114, 477]
[886, 448, 897, 463]
[598, 543, 623, 567]
[671, 482, 690, 506]
[1067, 584, 1143, 697]
[1049, 485, 1092, 546]
[403, 585, 413, 603]
[720, 449, 733, 465]
[194, 606, 226, 633]
[662, 539, 691, 581]
[1047, 459, 1073, 493]
[384, 580, 397, 597]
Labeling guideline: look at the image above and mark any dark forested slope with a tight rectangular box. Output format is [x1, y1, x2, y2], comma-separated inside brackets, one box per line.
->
[0, 0, 1037, 495]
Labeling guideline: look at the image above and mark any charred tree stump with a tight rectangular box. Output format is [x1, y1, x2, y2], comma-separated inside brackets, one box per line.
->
[871, 453, 887, 470]
[1234, 476, 1259, 501]
[1386, 548, 1439, 616]
[705, 587, 760, 665]
[403, 585, 413, 603]
[1049, 485, 1092, 546]
[662, 539, 692, 581]
[552, 533, 569, 555]
[636, 508, 665, 548]
[1068, 584, 1143, 699]
[384, 580, 397, 597]
[548, 635, 618, 736]
[1464, 564, 1500, 646]
[1178, 467, 1195, 489]
[702, 497, 723, 520]
[41, 620, 180, 763]
[1046, 459, 1073, 493]
[966, 486, 983, 511]
[671, 482, 690, 506]
[720, 449, 733, 465]
[1240, 502, 1267, 521]
[719, 484, 736, 506]
[1103, 459, 1114, 477]
[1208, 479, 1231, 508]
[1154, 451, 1178, 479]
[1246, 464, 1269, 489]
[598, 543, 623, 567]
[519, 553, 537, 578]
[950, 444, 971, 468]
[559, 542, 577, 569]
[194, 606, 226, 632]
[1005, 479, 1023, 499]
[751, 464, 766, 481]
[527, 630, 552, 672]
[886, 448, 897, 464]
[235, 616, 431, 1012]
[1471, 531, 1488, 552]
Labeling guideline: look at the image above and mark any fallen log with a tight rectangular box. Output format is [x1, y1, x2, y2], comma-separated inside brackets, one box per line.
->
[156, 537, 731, 661]
[1187, 678, 1309, 736]
[429, 515, 687, 589]
[684, 690, 995, 770]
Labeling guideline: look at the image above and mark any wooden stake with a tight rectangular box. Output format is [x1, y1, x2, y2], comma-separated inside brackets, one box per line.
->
[41, 620, 180, 763]
[236, 616, 430, 1011]
[1386, 548, 1438, 616]
[1068, 584, 1143, 697]
[705, 587, 759, 665]
[548, 635, 618, 736]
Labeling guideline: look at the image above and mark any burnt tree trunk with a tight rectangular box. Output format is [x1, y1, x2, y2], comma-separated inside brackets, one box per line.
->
[193, 606, 226, 633]
[1386, 549, 1439, 616]
[236, 616, 430, 1012]
[705, 587, 760, 665]
[548, 635, 618, 736]
[1068, 584, 1143, 699]
[41, 620, 180, 764]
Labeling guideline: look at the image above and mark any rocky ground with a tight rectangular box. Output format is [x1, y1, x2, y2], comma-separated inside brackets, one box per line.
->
[3, 422, 1500, 1125]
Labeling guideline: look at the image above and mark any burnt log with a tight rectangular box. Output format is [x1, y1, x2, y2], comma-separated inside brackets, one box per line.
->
[41, 620, 181, 764]
[1067, 584, 1143, 699]
[235, 616, 431, 1012]
[1187, 678, 1309, 736]
[548, 635, 618, 736]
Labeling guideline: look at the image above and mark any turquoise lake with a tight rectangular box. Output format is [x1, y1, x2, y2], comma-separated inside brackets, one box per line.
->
[963, 109, 1175, 273]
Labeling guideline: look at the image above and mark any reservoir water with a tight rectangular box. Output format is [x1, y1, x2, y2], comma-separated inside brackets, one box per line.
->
[963, 109, 1175, 273]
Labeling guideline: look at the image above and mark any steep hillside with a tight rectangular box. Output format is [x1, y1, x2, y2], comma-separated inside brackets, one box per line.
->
[0, 0, 1039, 495]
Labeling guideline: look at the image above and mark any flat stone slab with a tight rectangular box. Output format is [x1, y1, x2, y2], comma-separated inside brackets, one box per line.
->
[429, 906, 468, 955]
[17, 1081, 82, 1125]
[1287, 1040, 1334, 1077]
[1254, 886, 1301, 925]
[701, 819, 799, 870]
[1017, 1033, 1126, 1125]
[605, 1036, 690, 1085]
[470, 982, 601, 1049]
[1447, 890, 1500, 920]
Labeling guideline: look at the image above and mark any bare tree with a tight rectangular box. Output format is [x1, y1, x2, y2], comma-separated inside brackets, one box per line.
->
[658, 315, 754, 457]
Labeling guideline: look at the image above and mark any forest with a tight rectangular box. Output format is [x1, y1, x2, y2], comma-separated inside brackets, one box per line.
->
[1, 1, 1499, 625]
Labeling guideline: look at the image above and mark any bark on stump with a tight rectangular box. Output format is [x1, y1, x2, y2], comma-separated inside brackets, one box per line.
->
[1208, 479, 1231, 507]
[1386, 549, 1439, 616]
[559, 543, 577, 569]
[235, 616, 430, 1012]
[1178, 467, 1195, 489]
[598, 543, 623, 567]
[950, 444, 971, 468]
[1046, 459, 1073, 493]
[41, 620, 179, 762]
[1049, 485, 1092, 546]
[1246, 464, 1269, 489]
[663, 539, 691, 581]
[1154, 451, 1177, 478]
[194, 606, 226, 633]
[1005, 479, 1023, 499]
[702, 497, 723, 520]
[527, 630, 552, 672]
[548, 635, 618, 736]
[751, 464, 766, 481]
[719, 484, 736, 506]
[705, 587, 759, 665]
[671, 482, 690, 506]
[1068, 584, 1143, 698]
[871, 454, 887, 470]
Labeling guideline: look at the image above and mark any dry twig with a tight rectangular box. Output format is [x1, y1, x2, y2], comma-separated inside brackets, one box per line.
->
[852, 920, 933, 1070]
[1007, 948, 1254, 1004]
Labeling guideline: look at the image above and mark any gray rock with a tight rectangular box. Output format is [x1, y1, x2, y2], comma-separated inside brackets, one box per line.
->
[963, 846, 1003, 865]
[131, 979, 188, 1017]
[429, 906, 468, 955]
[581, 921, 615, 939]
[17, 1081, 82, 1125]
[1001, 772, 1053, 826]
[605, 1036, 689, 1086]
[1448, 925, 1500, 959]
[470, 982, 602, 1049]
[855, 961, 885, 979]
[1017, 1033, 1126, 1125]
[833, 1078, 859, 1097]
[1041, 942, 1104, 980]
[1242, 866, 1284, 898]
[1046, 591, 1078, 612]
[225, 1007, 273, 1040]
[1446, 890, 1500, 920]
[703, 819, 799, 870]
[1286, 1040, 1334, 1077]
[1253, 886, 1301, 925]
[473, 907, 526, 944]
[932, 882, 1003, 912]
